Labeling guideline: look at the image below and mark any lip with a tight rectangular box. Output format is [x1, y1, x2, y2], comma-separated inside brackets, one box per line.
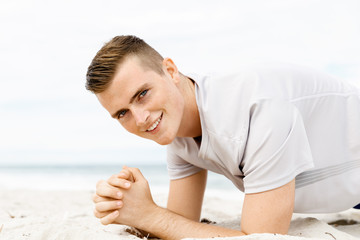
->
[146, 113, 163, 134]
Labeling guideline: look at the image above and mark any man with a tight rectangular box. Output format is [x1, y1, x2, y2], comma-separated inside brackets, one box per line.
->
[86, 35, 360, 239]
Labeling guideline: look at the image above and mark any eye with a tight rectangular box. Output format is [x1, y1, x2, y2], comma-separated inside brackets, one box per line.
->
[117, 109, 128, 119]
[139, 89, 148, 98]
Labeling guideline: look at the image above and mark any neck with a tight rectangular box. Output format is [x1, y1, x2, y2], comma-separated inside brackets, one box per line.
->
[177, 75, 202, 138]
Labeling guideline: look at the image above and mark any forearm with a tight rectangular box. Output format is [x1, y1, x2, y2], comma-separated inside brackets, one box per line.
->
[95, 168, 244, 239]
[138, 205, 245, 240]
[167, 170, 207, 222]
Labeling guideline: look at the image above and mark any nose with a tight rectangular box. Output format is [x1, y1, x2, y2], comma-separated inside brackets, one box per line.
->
[132, 106, 150, 127]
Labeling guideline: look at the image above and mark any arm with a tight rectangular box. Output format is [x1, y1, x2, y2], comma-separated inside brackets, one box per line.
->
[95, 167, 244, 239]
[241, 179, 295, 234]
[101, 168, 208, 237]
[137, 176, 295, 239]
[167, 169, 207, 221]
[94, 168, 294, 239]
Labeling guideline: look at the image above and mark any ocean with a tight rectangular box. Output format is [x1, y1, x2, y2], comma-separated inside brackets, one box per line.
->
[0, 164, 241, 197]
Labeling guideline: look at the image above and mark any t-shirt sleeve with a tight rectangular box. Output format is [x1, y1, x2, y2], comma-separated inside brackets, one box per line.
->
[166, 144, 203, 180]
[242, 99, 314, 194]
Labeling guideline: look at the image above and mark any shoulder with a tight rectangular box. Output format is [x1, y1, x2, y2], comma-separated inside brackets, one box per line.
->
[167, 137, 188, 154]
[167, 137, 200, 161]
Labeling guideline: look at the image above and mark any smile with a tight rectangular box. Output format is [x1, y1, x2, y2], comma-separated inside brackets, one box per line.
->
[146, 114, 162, 132]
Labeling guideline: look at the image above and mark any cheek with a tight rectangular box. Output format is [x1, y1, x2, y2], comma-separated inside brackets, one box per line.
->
[120, 119, 137, 134]
[172, 90, 185, 114]
[164, 88, 185, 126]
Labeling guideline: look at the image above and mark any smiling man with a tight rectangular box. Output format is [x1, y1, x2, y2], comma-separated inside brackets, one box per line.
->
[95, 56, 200, 145]
[86, 35, 360, 240]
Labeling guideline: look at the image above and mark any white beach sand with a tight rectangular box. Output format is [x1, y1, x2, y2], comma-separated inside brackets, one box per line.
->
[0, 189, 359, 240]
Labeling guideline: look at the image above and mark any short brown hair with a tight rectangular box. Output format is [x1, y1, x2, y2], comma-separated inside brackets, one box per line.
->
[86, 35, 164, 93]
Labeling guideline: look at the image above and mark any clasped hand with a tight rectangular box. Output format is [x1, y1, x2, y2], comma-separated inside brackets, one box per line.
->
[93, 167, 157, 229]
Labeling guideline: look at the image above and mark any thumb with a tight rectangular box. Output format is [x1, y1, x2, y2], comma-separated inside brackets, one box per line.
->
[126, 167, 145, 182]
[122, 166, 135, 182]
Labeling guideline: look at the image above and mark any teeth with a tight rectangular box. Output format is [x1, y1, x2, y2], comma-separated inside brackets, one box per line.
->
[147, 116, 162, 131]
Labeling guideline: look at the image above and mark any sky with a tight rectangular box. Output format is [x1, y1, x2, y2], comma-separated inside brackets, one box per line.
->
[0, 0, 359, 166]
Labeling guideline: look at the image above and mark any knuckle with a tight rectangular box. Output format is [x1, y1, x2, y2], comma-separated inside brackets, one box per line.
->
[96, 180, 105, 188]
[93, 209, 100, 218]
[117, 178, 125, 184]
[141, 180, 149, 188]
[109, 174, 118, 181]
[94, 203, 101, 212]
[129, 167, 140, 174]
[92, 194, 100, 202]
[108, 178, 120, 187]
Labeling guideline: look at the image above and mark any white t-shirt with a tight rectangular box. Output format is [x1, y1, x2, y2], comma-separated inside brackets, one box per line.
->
[167, 64, 360, 213]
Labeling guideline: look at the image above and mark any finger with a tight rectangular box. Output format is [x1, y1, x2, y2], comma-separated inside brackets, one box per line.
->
[108, 175, 132, 189]
[96, 180, 124, 200]
[126, 167, 145, 182]
[100, 210, 119, 225]
[95, 200, 123, 212]
[123, 166, 135, 182]
[92, 194, 115, 203]
[94, 209, 113, 218]
[118, 167, 132, 181]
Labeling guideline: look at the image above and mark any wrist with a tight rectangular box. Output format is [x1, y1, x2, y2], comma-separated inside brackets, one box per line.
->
[136, 202, 162, 231]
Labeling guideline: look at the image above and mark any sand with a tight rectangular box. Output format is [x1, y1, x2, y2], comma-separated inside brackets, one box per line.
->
[0, 189, 359, 240]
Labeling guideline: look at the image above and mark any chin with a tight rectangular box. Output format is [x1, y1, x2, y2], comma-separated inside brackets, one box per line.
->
[155, 135, 176, 146]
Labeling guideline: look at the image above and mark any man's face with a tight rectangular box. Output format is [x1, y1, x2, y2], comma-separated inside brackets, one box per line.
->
[96, 56, 185, 145]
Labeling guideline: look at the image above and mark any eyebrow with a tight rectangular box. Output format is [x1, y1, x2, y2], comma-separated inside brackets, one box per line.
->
[111, 83, 149, 119]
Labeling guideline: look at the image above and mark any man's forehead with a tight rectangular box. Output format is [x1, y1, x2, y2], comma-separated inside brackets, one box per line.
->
[98, 60, 150, 106]
[108, 59, 141, 92]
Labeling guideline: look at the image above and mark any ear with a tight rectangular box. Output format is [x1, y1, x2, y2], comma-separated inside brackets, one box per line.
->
[162, 58, 180, 83]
